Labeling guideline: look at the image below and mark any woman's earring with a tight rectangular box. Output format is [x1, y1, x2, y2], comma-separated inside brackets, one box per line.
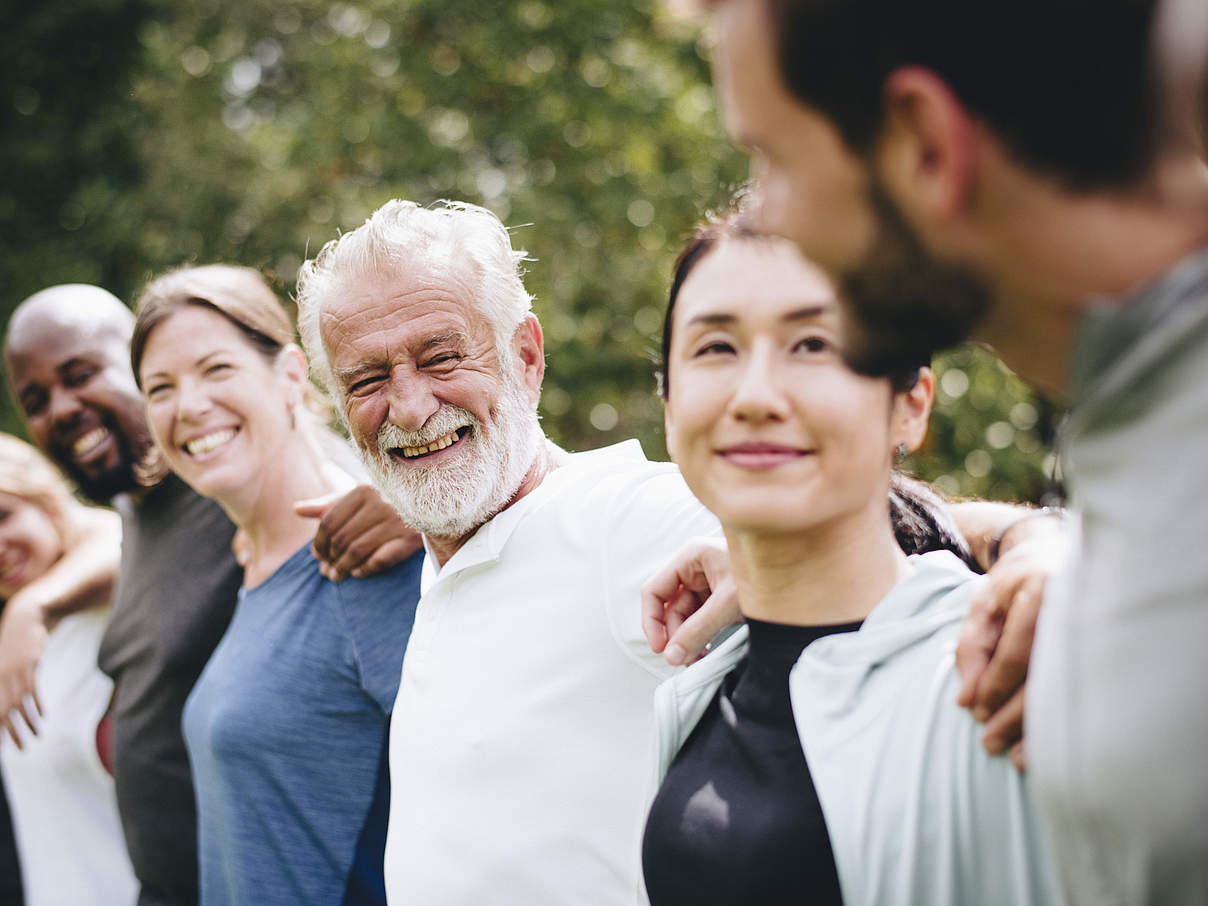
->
[893, 442, 908, 462]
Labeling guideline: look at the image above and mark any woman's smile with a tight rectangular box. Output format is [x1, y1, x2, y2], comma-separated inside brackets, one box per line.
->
[716, 441, 812, 471]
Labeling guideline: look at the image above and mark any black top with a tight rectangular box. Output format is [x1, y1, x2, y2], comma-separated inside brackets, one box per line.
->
[98, 474, 242, 905]
[643, 617, 862, 906]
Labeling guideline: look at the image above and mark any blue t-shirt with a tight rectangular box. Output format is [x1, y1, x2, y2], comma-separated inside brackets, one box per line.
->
[183, 543, 423, 906]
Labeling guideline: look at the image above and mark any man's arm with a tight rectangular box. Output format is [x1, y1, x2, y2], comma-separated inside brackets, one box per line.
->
[0, 505, 120, 747]
[296, 484, 423, 582]
[949, 502, 1068, 769]
[642, 501, 1068, 764]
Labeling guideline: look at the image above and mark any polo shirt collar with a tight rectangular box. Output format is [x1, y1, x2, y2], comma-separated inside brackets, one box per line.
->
[419, 439, 649, 594]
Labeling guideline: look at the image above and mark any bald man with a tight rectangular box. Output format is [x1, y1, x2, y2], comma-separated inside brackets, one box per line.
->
[3, 284, 419, 906]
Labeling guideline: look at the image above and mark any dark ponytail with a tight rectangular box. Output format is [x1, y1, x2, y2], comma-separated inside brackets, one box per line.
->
[889, 472, 980, 573]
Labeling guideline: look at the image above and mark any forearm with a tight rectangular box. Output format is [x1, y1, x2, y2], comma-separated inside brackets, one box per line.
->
[949, 500, 1065, 571]
[12, 506, 120, 626]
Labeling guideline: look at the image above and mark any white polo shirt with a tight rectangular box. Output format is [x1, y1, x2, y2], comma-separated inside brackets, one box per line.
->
[384, 440, 720, 905]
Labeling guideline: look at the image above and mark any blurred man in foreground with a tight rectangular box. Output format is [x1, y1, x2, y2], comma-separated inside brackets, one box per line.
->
[704, 0, 1208, 902]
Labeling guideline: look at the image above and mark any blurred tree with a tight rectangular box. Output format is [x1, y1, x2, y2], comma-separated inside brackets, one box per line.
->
[0, 0, 1058, 501]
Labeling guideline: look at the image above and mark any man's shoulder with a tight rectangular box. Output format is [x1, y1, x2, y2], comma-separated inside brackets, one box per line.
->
[558, 439, 683, 489]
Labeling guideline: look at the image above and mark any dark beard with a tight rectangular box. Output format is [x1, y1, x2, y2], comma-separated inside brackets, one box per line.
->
[55, 426, 154, 505]
[838, 182, 992, 377]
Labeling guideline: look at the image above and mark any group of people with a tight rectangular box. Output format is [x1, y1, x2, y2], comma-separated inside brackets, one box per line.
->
[0, 0, 1205, 904]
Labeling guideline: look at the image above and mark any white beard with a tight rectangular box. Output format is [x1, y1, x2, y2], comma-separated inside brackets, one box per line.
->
[360, 377, 542, 542]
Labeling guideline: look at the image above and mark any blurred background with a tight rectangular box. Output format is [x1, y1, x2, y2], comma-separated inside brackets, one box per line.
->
[0, 0, 1061, 502]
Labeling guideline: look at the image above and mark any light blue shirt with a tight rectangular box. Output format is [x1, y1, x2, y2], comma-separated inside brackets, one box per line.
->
[653, 551, 1064, 906]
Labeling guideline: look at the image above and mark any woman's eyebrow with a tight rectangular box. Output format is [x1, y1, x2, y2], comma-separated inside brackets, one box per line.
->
[782, 304, 831, 323]
[684, 312, 737, 328]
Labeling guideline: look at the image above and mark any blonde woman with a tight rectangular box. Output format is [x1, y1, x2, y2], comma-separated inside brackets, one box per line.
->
[0, 433, 136, 906]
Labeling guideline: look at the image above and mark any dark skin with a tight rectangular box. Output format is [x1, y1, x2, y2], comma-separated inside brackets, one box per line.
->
[0, 284, 421, 739]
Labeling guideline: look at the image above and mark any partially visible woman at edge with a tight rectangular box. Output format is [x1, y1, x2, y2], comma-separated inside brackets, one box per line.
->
[641, 216, 1064, 905]
[0, 433, 137, 906]
[130, 265, 424, 906]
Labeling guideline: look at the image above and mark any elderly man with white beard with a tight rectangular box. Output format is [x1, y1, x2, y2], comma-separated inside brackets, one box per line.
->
[295, 199, 722, 905]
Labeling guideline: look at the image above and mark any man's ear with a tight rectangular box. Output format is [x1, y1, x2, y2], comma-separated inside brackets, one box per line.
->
[876, 67, 979, 224]
[511, 315, 546, 403]
[892, 366, 935, 455]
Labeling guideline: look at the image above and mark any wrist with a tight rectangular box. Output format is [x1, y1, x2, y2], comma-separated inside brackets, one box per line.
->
[988, 507, 1066, 567]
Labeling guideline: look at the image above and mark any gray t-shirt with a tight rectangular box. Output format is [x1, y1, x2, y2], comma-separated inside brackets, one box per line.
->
[98, 473, 242, 906]
[1028, 245, 1208, 906]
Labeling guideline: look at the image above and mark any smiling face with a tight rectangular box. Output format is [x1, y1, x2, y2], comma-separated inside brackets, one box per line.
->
[0, 492, 63, 600]
[319, 263, 544, 541]
[6, 297, 151, 504]
[663, 237, 930, 537]
[138, 305, 301, 507]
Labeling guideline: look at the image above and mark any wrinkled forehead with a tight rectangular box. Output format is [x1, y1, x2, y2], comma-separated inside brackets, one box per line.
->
[320, 259, 484, 337]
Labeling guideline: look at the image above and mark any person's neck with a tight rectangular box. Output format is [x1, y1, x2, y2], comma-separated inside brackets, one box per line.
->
[726, 503, 912, 627]
[425, 442, 554, 567]
[223, 440, 343, 588]
[977, 155, 1208, 397]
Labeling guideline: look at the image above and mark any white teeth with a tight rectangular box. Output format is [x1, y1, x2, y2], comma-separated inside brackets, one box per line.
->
[73, 427, 108, 458]
[185, 428, 237, 457]
[400, 430, 461, 459]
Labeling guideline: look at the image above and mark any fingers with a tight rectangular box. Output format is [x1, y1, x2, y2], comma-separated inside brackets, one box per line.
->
[0, 714, 23, 751]
[348, 537, 424, 579]
[665, 578, 739, 666]
[294, 492, 340, 520]
[969, 572, 1043, 718]
[640, 543, 716, 654]
[310, 486, 421, 580]
[954, 579, 1005, 710]
[980, 685, 1025, 757]
[1008, 740, 1027, 773]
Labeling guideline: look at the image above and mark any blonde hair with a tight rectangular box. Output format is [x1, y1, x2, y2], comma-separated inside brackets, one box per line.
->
[0, 433, 84, 549]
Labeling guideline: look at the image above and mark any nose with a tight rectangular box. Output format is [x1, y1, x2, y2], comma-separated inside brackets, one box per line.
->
[175, 377, 213, 422]
[728, 341, 790, 424]
[386, 369, 440, 433]
[47, 385, 84, 428]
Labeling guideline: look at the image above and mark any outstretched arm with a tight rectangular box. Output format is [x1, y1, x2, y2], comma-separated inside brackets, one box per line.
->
[641, 500, 1069, 767]
[0, 505, 120, 747]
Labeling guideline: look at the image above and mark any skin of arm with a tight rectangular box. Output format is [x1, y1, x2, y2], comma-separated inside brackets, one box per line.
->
[642, 500, 1068, 766]
[295, 484, 423, 582]
[0, 505, 120, 747]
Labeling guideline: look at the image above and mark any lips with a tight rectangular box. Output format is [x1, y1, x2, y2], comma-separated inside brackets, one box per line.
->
[717, 441, 811, 470]
[72, 427, 109, 459]
[183, 427, 238, 458]
[394, 426, 470, 460]
[0, 557, 25, 587]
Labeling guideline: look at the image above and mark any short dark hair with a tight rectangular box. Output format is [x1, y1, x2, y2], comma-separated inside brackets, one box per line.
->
[765, 0, 1162, 191]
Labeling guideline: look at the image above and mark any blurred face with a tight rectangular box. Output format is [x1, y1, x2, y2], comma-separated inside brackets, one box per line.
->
[710, 0, 992, 376]
[320, 266, 542, 540]
[138, 306, 298, 506]
[0, 493, 63, 599]
[6, 321, 150, 503]
[664, 238, 924, 536]
[711, 0, 875, 276]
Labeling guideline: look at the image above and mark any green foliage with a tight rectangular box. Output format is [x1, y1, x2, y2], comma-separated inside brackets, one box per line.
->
[0, 0, 1057, 501]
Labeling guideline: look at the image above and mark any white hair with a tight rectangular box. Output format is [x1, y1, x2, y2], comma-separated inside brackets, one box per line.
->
[295, 199, 534, 407]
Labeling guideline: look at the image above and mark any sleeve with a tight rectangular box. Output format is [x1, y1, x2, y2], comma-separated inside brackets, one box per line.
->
[599, 465, 723, 679]
[335, 549, 425, 712]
